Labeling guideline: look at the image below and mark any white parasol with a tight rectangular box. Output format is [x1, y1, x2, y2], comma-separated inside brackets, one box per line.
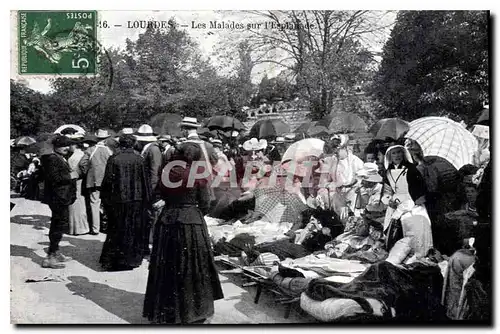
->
[281, 138, 325, 178]
[281, 138, 325, 163]
[405, 117, 478, 170]
[54, 124, 86, 135]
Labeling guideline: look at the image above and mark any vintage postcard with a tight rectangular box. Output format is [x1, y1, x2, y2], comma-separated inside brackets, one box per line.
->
[10, 10, 491, 325]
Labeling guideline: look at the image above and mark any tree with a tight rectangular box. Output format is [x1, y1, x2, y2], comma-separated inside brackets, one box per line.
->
[241, 10, 393, 119]
[10, 80, 49, 137]
[252, 72, 298, 105]
[45, 20, 242, 131]
[370, 11, 489, 123]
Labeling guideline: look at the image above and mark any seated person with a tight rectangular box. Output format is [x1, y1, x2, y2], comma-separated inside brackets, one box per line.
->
[441, 172, 488, 320]
[444, 175, 479, 254]
[293, 207, 344, 253]
[324, 219, 388, 263]
[351, 162, 387, 217]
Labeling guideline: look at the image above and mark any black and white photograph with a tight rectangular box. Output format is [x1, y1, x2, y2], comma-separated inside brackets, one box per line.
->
[9, 9, 491, 325]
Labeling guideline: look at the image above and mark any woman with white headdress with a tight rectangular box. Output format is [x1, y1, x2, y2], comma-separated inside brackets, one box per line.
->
[381, 145, 433, 259]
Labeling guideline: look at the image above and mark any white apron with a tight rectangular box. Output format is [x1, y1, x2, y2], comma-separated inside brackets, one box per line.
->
[383, 168, 433, 257]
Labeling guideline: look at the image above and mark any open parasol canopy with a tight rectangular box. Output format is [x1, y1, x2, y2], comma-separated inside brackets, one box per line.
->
[294, 121, 317, 137]
[25, 133, 57, 155]
[249, 119, 291, 139]
[281, 138, 325, 163]
[405, 117, 478, 170]
[315, 112, 368, 133]
[14, 136, 36, 147]
[373, 118, 409, 140]
[150, 113, 183, 137]
[54, 124, 86, 135]
[308, 125, 331, 138]
[369, 118, 392, 135]
[203, 115, 245, 131]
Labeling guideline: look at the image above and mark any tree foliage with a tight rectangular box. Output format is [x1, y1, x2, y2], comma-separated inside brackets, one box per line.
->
[370, 11, 489, 123]
[12, 20, 254, 135]
[252, 73, 298, 105]
[242, 10, 393, 119]
[10, 80, 49, 137]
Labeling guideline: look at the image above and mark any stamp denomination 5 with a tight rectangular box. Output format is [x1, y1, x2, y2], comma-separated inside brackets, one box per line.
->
[17, 10, 98, 75]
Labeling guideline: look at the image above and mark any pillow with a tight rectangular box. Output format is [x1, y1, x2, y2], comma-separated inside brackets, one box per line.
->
[300, 293, 387, 322]
[386, 237, 412, 265]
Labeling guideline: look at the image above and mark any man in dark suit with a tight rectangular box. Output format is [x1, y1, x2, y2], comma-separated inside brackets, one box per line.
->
[41, 135, 77, 269]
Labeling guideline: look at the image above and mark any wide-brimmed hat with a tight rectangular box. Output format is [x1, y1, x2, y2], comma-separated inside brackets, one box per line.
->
[95, 129, 111, 139]
[243, 138, 267, 151]
[330, 134, 349, 147]
[82, 133, 98, 143]
[157, 134, 172, 142]
[315, 156, 336, 174]
[135, 124, 158, 142]
[356, 162, 383, 183]
[210, 138, 223, 148]
[52, 135, 75, 148]
[180, 117, 201, 128]
[272, 136, 286, 144]
[384, 145, 413, 169]
[65, 132, 85, 141]
[118, 127, 135, 136]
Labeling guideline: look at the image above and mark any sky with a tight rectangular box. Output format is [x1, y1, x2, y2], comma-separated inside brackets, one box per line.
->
[13, 10, 396, 94]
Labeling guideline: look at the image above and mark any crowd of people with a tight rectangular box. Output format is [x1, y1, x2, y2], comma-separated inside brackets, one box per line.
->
[10, 114, 491, 323]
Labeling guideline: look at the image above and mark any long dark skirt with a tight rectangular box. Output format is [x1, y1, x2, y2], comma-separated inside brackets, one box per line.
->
[143, 207, 224, 324]
[99, 201, 146, 270]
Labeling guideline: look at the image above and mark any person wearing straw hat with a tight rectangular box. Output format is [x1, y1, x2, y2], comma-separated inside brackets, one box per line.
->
[240, 138, 271, 190]
[134, 124, 163, 255]
[158, 134, 176, 163]
[352, 162, 386, 217]
[334, 134, 364, 214]
[314, 155, 349, 217]
[40, 135, 77, 268]
[79, 129, 114, 235]
[180, 117, 218, 166]
[179, 116, 219, 206]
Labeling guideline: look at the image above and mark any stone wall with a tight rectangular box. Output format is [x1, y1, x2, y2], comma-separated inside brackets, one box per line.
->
[243, 109, 311, 132]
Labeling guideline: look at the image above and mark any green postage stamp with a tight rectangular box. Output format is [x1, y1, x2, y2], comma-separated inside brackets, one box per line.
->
[17, 10, 98, 75]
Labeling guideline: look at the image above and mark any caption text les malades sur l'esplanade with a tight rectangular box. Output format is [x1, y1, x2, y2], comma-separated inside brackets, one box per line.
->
[124, 20, 315, 30]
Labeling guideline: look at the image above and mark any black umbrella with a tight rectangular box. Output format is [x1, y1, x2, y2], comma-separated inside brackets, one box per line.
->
[249, 119, 291, 139]
[369, 118, 392, 135]
[150, 113, 183, 136]
[294, 121, 317, 137]
[24, 133, 56, 154]
[373, 118, 409, 140]
[14, 136, 36, 147]
[316, 112, 368, 133]
[204, 115, 245, 131]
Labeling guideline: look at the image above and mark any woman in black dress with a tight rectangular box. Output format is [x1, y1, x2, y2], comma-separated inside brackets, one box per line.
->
[143, 142, 224, 324]
[100, 135, 151, 271]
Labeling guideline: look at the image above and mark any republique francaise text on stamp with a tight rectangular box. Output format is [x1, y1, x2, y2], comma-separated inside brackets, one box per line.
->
[17, 10, 98, 75]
